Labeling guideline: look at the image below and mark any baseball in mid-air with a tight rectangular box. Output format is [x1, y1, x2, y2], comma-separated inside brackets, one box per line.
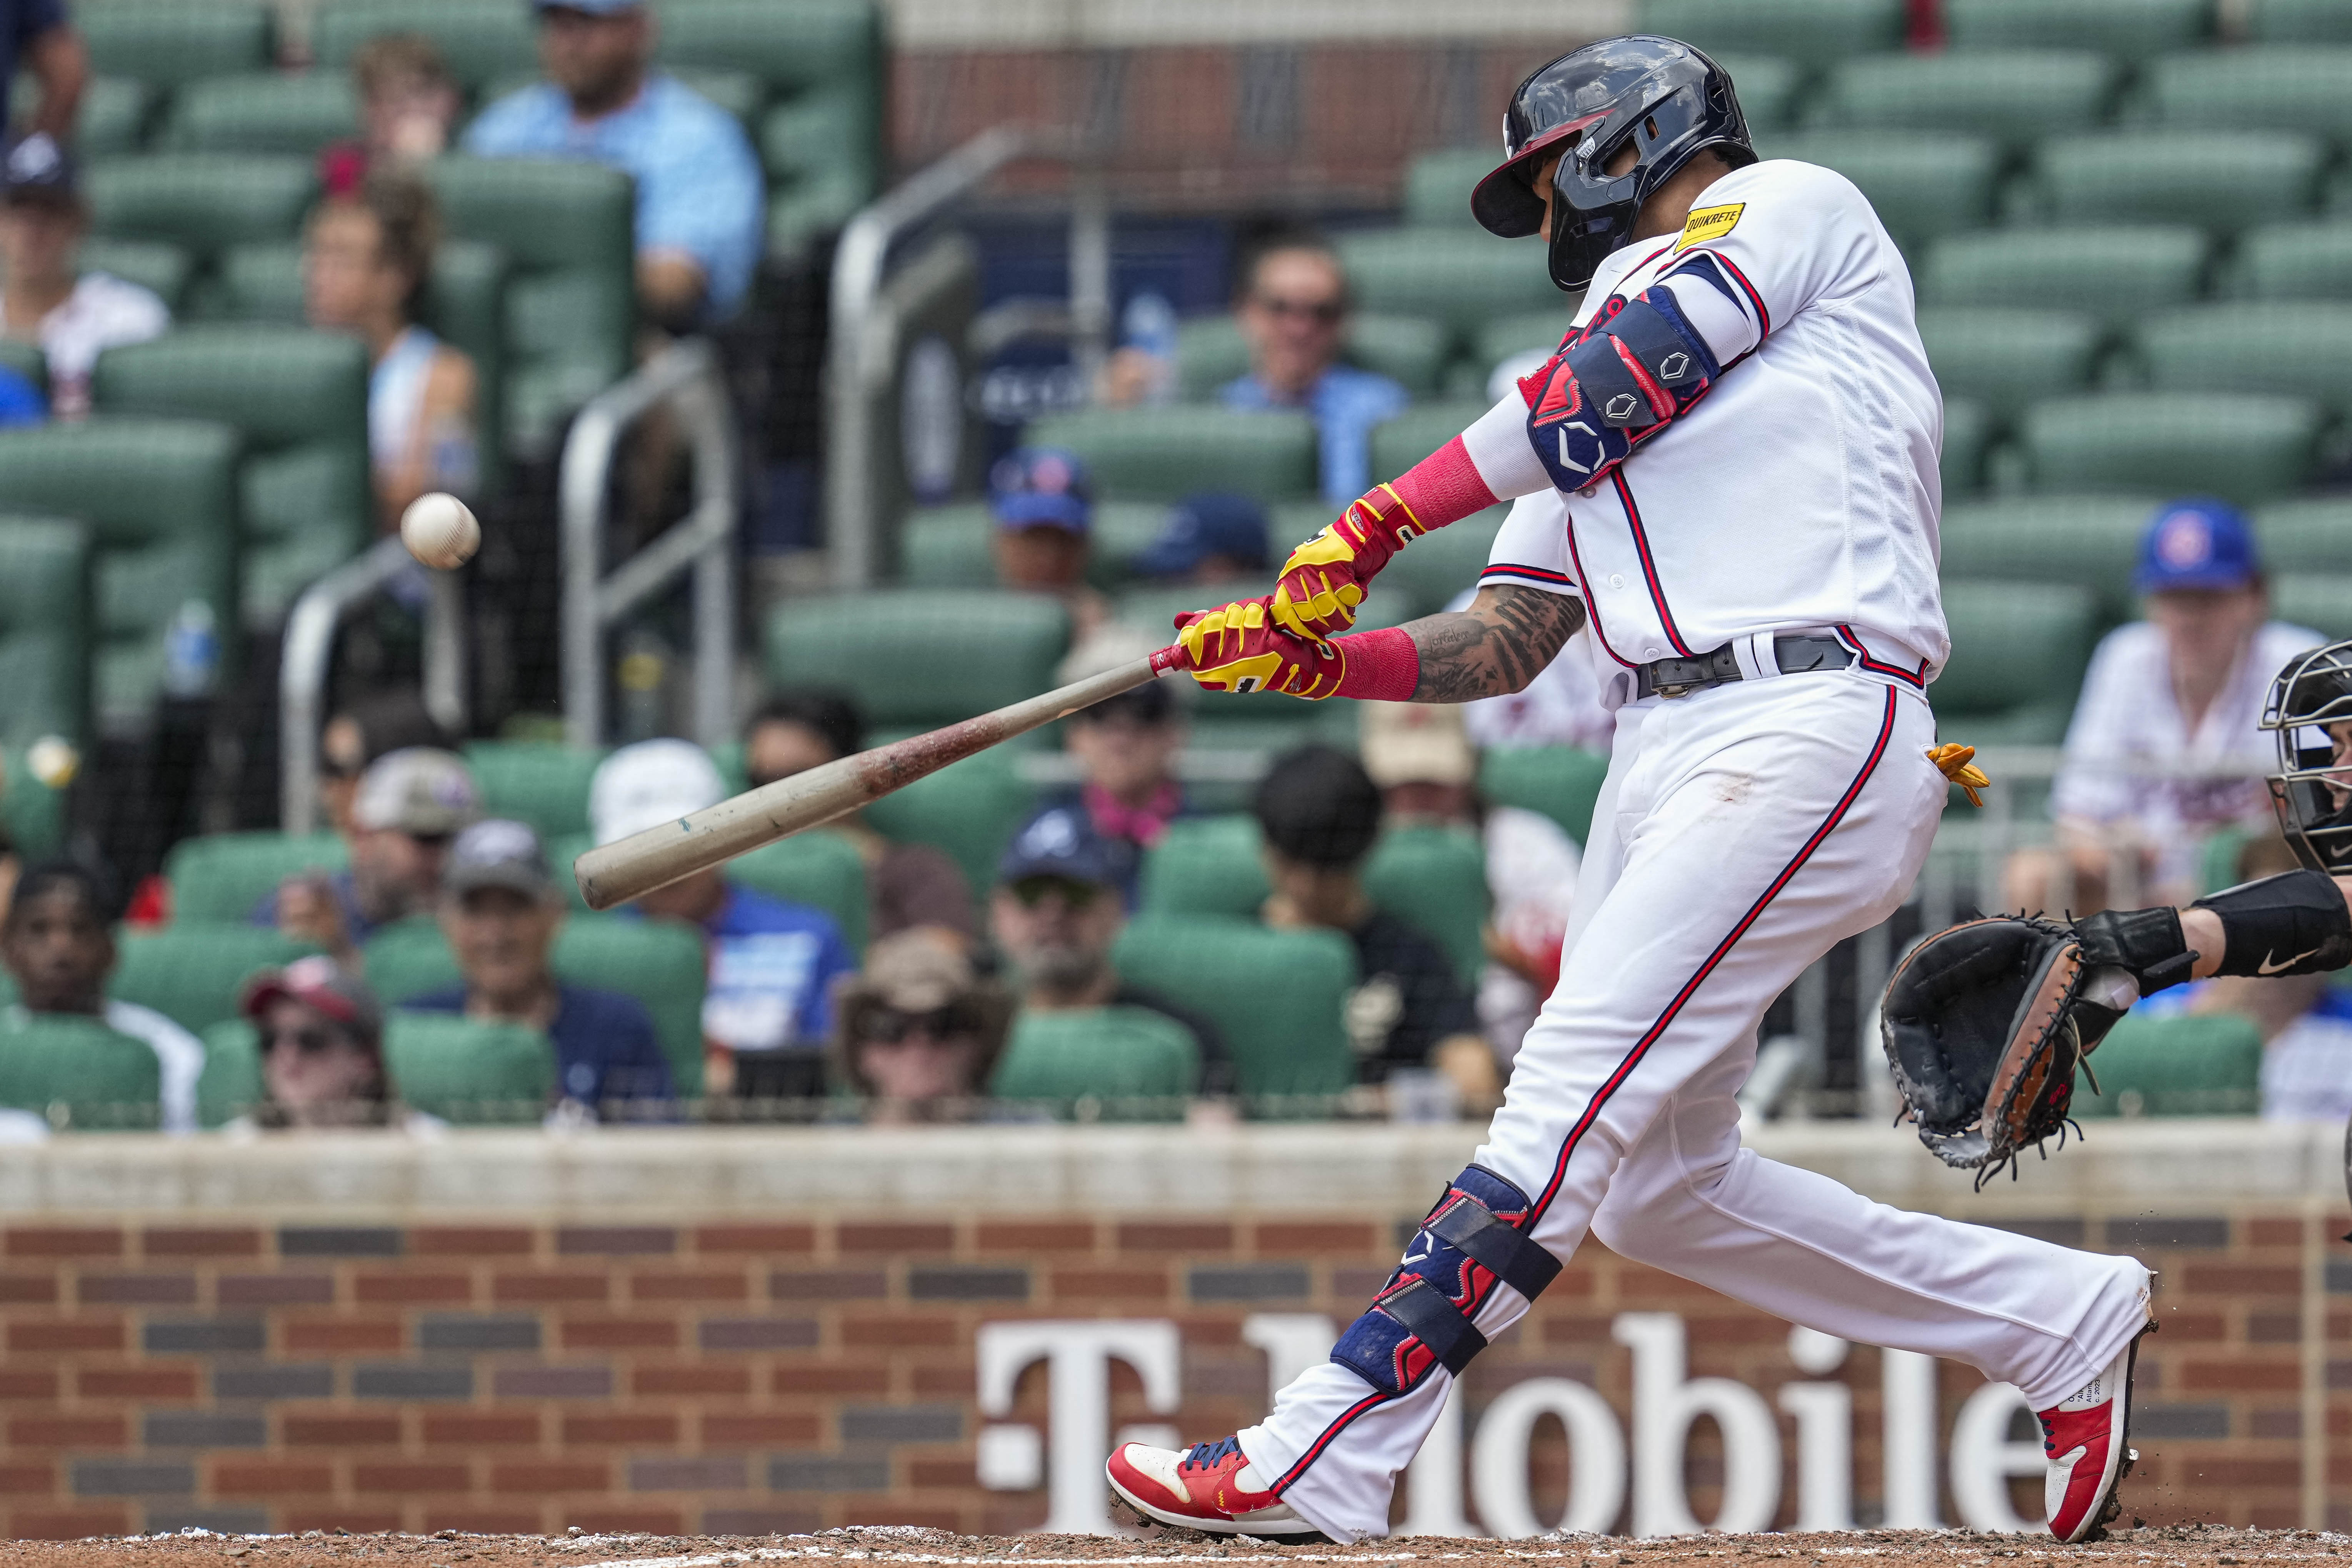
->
[399, 492, 480, 570]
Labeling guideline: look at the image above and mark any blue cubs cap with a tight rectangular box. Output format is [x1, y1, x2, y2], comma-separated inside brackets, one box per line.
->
[2135, 498, 2260, 593]
[988, 447, 1092, 533]
[1132, 492, 1271, 580]
[996, 805, 1118, 888]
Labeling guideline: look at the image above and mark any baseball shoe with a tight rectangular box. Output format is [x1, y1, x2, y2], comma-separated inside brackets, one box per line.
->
[2037, 1333, 2144, 1542]
[1105, 1435, 1323, 1538]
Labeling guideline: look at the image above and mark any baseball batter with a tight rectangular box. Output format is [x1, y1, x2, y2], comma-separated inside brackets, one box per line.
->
[1106, 37, 2154, 1543]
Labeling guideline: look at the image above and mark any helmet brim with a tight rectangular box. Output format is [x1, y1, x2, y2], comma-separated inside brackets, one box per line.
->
[1470, 113, 1609, 239]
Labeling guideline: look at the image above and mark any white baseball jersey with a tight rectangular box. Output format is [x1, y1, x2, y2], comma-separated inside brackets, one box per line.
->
[1452, 159, 1948, 711]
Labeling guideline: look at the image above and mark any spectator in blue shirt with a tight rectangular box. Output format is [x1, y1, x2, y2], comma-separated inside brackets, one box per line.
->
[256, 747, 482, 968]
[590, 739, 856, 1102]
[1217, 234, 1409, 507]
[462, 0, 764, 327]
[402, 818, 674, 1117]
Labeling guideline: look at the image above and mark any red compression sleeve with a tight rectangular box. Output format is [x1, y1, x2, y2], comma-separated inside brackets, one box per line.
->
[1333, 626, 1420, 701]
[1386, 436, 1498, 532]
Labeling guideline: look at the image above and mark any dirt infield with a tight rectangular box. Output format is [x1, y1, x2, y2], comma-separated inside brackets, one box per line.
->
[0, 1526, 2336, 1568]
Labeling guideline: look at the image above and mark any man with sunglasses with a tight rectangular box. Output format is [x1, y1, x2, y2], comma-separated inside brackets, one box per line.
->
[255, 747, 480, 970]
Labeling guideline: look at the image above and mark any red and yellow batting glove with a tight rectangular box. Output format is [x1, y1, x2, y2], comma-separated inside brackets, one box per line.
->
[1171, 598, 1350, 700]
[1270, 483, 1427, 641]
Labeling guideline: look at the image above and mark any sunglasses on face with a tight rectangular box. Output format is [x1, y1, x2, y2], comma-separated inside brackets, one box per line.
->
[263, 1024, 347, 1056]
[1008, 875, 1103, 910]
[857, 1006, 977, 1045]
[1252, 294, 1345, 325]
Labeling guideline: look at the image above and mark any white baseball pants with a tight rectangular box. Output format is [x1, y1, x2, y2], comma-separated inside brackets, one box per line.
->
[1238, 669, 2153, 1541]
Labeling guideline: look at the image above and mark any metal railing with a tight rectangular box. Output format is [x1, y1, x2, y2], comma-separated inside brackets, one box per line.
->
[280, 536, 466, 836]
[559, 338, 740, 750]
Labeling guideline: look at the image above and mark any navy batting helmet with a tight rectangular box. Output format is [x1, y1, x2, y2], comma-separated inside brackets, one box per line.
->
[1472, 35, 1755, 292]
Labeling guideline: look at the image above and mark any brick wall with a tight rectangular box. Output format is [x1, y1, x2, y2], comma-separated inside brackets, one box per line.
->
[0, 1205, 2340, 1540]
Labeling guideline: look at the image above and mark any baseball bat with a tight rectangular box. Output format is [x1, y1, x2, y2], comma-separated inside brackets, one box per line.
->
[573, 645, 1188, 911]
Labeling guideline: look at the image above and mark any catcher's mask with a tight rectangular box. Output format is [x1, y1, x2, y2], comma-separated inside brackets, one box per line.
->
[2264, 638, 2352, 872]
[1470, 34, 1755, 292]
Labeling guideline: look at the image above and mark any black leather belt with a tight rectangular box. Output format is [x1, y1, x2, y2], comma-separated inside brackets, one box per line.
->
[1634, 634, 1852, 700]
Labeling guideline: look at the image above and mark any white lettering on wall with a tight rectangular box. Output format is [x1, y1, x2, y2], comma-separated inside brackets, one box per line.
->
[1615, 1312, 1782, 1535]
[1949, 1381, 2043, 1533]
[1880, 1348, 1944, 1528]
[1778, 1328, 1854, 1532]
[975, 1320, 1180, 1534]
[1469, 1376, 1627, 1538]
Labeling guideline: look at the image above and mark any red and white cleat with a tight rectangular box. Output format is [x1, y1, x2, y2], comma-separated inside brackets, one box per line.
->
[2038, 1336, 2143, 1542]
[1106, 1435, 1322, 1538]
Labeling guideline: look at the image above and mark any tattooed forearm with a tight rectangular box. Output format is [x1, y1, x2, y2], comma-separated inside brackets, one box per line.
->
[1404, 585, 1588, 703]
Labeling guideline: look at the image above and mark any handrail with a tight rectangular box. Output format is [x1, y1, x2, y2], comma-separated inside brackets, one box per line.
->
[280, 535, 466, 836]
[558, 337, 740, 750]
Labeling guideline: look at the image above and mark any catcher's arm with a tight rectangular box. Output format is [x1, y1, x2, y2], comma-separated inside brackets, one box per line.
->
[2079, 867, 2352, 1000]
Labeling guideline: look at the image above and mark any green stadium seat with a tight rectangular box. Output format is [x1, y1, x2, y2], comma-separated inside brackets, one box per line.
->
[1, 743, 70, 858]
[14, 74, 155, 156]
[1380, 506, 1507, 619]
[2136, 303, 2352, 417]
[1138, 815, 1265, 920]
[462, 741, 605, 839]
[1944, 0, 2212, 58]
[755, 87, 875, 257]
[1759, 133, 2000, 251]
[2227, 223, 2352, 301]
[195, 1019, 262, 1127]
[664, 67, 765, 128]
[2140, 48, 2352, 148]
[421, 157, 633, 457]
[112, 926, 318, 1036]
[0, 1011, 161, 1131]
[1369, 402, 1489, 483]
[76, 238, 194, 314]
[1026, 407, 1318, 503]
[1916, 310, 2104, 405]
[1469, 310, 1571, 386]
[2250, 0, 2352, 42]
[1919, 227, 2209, 329]
[85, 155, 318, 270]
[1174, 313, 1450, 401]
[0, 517, 92, 749]
[1714, 55, 1802, 133]
[384, 1011, 556, 1124]
[2255, 498, 2352, 575]
[0, 417, 240, 727]
[1937, 493, 2161, 625]
[311, 0, 537, 93]
[1364, 824, 1488, 988]
[1478, 746, 1610, 847]
[988, 1006, 1200, 1118]
[2270, 575, 2352, 643]
[76, 0, 273, 89]
[93, 327, 370, 623]
[0, 337, 42, 398]
[1402, 148, 1495, 228]
[861, 748, 1037, 898]
[2020, 393, 2321, 506]
[1332, 230, 1567, 346]
[2070, 1011, 2260, 1118]
[162, 72, 358, 155]
[1931, 579, 2099, 747]
[897, 500, 1170, 592]
[1819, 52, 2120, 158]
[1941, 397, 1993, 499]
[2022, 133, 2324, 231]
[1634, 0, 1905, 62]
[724, 830, 868, 957]
[766, 588, 1069, 728]
[1110, 913, 1357, 1103]
[164, 831, 346, 924]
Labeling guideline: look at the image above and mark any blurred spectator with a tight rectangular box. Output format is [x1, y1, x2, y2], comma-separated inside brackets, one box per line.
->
[1014, 631, 1194, 908]
[830, 930, 1013, 1123]
[1361, 702, 1579, 1069]
[2003, 500, 2322, 916]
[256, 747, 482, 966]
[234, 956, 435, 1132]
[0, 134, 166, 418]
[0, 0, 84, 142]
[592, 740, 855, 1100]
[1254, 745, 1493, 1104]
[743, 691, 976, 943]
[351, 34, 462, 170]
[318, 690, 455, 835]
[402, 819, 673, 1116]
[0, 860, 200, 1132]
[304, 167, 478, 526]
[1219, 233, 1408, 507]
[1130, 492, 1270, 587]
[988, 805, 1228, 1093]
[989, 446, 1107, 643]
[462, 0, 763, 328]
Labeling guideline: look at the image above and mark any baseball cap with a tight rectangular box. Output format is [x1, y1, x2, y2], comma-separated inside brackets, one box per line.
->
[443, 818, 555, 899]
[352, 747, 481, 836]
[531, 0, 642, 15]
[240, 955, 386, 1041]
[854, 930, 983, 1015]
[1, 133, 77, 208]
[1132, 493, 1271, 580]
[996, 805, 1119, 888]
[988, 448, 1093, 533]
[1360, 701, 1477, 789]
[590, 738, 725, 848]
[2135, 498, 2261, 593]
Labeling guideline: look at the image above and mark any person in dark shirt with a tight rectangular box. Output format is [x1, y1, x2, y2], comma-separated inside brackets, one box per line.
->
[255, 747, 481, 966]
[1252, 745, 1495, 1107]
[0, 0, 85, 145]
[400, 818, 674, 1116]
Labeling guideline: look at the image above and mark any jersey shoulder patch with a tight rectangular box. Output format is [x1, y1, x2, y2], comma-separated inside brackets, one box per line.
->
[1676, 202, 1744, 251]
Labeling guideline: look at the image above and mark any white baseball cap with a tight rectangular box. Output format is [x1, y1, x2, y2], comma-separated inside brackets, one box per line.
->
[589, 738, 725, 847]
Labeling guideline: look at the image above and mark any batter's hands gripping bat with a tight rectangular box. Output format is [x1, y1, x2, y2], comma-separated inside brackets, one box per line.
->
[572, 645, 1189, 911]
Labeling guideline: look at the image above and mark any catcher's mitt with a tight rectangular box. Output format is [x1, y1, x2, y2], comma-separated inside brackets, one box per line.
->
[1879, 916, 2132, 1184]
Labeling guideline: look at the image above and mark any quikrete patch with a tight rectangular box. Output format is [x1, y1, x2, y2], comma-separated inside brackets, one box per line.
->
[1677, 202, 1743, 250]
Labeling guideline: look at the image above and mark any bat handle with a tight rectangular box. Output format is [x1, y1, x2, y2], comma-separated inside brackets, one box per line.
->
[1148, 644, 1187, 676]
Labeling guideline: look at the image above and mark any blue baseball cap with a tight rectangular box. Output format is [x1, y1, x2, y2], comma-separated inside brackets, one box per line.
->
[1132, 492, 1270, 580]
[997, 805, 1118, 888]
[988, 448, 1093, 533]
[2135, 498, 2261, 593]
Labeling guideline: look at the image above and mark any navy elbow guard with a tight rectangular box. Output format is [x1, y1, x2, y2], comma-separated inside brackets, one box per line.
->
[1331, 1167, 1559, 1396]
[2197, 868, 2352, 979]
[1524, 290, 1720, 492]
